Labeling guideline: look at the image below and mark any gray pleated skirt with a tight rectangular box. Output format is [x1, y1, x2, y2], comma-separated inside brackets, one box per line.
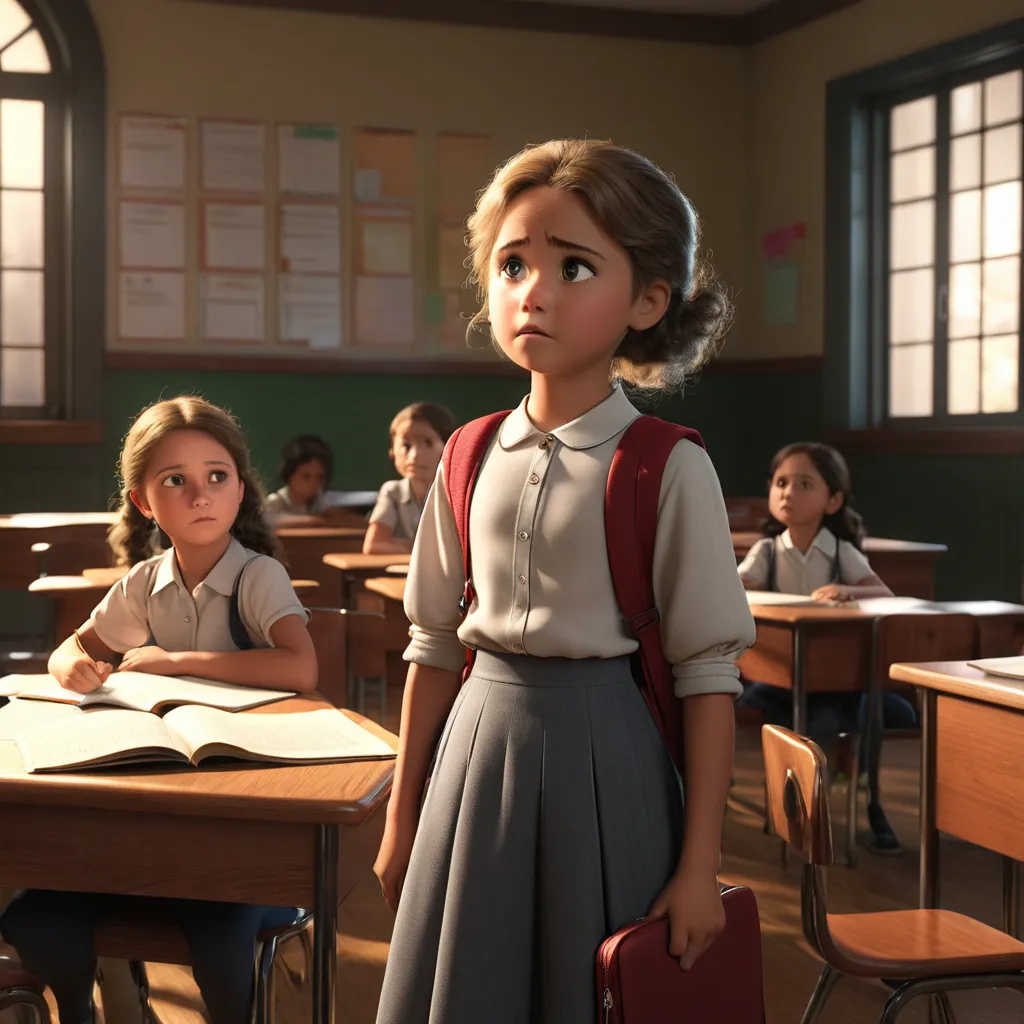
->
[376, 650, 684, 1024]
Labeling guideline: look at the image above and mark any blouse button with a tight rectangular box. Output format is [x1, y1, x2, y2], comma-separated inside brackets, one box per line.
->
[519, 574, 526, 584]
[184, 615, 191, 623]
[538, 439, 548, 450]
[519, 530, 530, 541]
[529, 473, 539, 485]
[512, 641, 523, 652]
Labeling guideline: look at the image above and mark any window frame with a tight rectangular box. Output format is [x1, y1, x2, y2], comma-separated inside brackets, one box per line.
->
[0, 0, 104, 436]
[825, 16, 1024, 437]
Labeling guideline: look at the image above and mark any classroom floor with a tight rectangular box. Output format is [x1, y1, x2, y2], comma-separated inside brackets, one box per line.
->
[63, 706, 1023, 1024]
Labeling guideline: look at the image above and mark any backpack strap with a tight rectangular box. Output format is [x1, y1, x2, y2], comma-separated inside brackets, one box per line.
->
[605, 415, 704, 778]
[442, 411, 512, 680]
[228, 555, 261, 651]
[767, 536, 777, 593]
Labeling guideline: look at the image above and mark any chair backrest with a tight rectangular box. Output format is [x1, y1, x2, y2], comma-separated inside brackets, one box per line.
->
[761, 724, 833, 866]
[305, 606, 385, 708]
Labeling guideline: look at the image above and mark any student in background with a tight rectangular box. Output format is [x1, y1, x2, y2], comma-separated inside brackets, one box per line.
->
[737, 441, 913, 852]
[362, 402, 457, 555]
[264, 435, 347, 526]
[1, 396, 316, 1024]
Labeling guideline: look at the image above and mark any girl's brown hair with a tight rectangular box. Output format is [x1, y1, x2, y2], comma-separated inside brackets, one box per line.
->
[464, 138, 733, 391]
[108, 396, 281, 566]
[389, 402, 458, 445]
[763, 442, 866, 549]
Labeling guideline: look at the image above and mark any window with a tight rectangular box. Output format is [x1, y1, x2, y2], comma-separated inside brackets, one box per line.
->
[886, 69, 1022, 421]
[824, 17, 1024, 436]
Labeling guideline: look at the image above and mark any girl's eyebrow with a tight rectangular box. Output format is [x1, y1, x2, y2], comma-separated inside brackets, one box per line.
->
[495, 234, 605, 260]
[155, 460, 231, 474]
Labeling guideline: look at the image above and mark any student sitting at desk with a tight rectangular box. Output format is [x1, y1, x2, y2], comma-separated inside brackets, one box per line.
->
[0, 396, 317, 1024]
[265, 434, 351, 527]
[362, 402, 456, 555]
[737, 441, 914, 853]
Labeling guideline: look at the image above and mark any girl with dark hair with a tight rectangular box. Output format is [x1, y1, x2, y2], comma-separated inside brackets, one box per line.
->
[264, 434, 334, 524]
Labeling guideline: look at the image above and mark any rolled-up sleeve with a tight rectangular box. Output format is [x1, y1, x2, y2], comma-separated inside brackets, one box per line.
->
[737, 537, 772, 588]
[402, 456, 467, 673]
[239, 556, 309, 646]
[652, 440, 756, 699]
[91, 563, 153, 653]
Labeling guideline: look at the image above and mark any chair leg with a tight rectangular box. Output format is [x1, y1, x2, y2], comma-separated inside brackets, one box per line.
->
[799, 964, 841, 1024]
[935, 992, 957, 1024]
[283, 921, 313, 986]
[0, 989, 51, 1024]
[878, 981, 917, 1024]
[129, 959, 157, 1024]
[252, 936, 278, 1024]
[845, 739, 860, 867]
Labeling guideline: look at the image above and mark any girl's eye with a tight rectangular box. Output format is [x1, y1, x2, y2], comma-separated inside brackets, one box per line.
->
[562, 258, 595, 283]
[209, 470, 228, 484]
[161, 474, 185, 488]
[500, 257, 525, 281]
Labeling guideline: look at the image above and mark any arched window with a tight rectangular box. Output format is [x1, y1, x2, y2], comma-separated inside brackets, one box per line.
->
[0, 0, 104, 425]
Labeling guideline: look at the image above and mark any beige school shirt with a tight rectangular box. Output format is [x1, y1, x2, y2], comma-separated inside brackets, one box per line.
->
[737, 529, 874, 594]
[89, 538, 307, 652]
[403, 386, 756, 699]
[369, 478, 423, 541]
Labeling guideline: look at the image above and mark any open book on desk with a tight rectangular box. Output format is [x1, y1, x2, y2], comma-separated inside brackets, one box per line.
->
[0, 673, 295, 714]
[15, 705, 396, 773]
[745, 591, 818, 606]
[967, 656, 1024, 681]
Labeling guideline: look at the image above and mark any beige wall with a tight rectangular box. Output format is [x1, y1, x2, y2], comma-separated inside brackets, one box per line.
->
[89, 0, 749, 355]
[745, 0, 1024, 359]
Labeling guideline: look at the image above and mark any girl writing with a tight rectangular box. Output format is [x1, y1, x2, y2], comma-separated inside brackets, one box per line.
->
[372, 139, 755, 1023]
[737, 441, 913, 851]
[1, 396, 316, 1024]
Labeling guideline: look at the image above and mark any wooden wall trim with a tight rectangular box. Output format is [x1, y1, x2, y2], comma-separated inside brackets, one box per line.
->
[826, 428, 1024, 457]
[0, 420, 103, 444]
[105, 351, 822, 377]
[178, 0, 862, 46]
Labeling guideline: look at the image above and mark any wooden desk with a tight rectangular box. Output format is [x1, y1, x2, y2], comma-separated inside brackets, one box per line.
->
[0, 513, 118, 589]
[276, 528, 365, 606]
[730, 533, 949, 599]
[0, 695, 396, 1024]
[889, 661, 1024, 942]
[364, 577, 405, 604]
[29, 575, 320, 646]
[322, 553, 411, 609]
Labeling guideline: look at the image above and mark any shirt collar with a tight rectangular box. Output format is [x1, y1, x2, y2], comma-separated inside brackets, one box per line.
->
[150, 537, 250, 597]
[498, 385, 640, 451]
[779, 528, 837, 558]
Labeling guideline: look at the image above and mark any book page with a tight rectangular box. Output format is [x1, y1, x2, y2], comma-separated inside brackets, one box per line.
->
[0, 673, 296, 712]
[745, 592, 818, 607]
[164, 706, 395, 763]
[16, 709, 190, 773]
[967, 656, 1024, 680]
[0, 696, 82, 740]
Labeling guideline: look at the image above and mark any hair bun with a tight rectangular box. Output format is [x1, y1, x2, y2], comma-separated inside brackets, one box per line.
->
[673, 279, 733, 374]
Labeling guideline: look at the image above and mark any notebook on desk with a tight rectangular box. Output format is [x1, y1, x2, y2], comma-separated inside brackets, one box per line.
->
[967, 656, 1024, 681]
[745, 592, 818, 606]
[0, 673, 296, 713]
[12, 705, 396, 773]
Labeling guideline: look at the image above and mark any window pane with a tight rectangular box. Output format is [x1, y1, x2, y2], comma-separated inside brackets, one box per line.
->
[950, 190, 981, 263]
[984, 123, 1022, 185]
[984, 181, 1022, 258]
[1, 189, 43, 268]
[951, 134, 981, 191]
[949, 263, 981, 338]
[948, 338, 981, 414]
[985, 71, 1023, 126]
[889, 343, 933, 417]
[981, 334, 1019, 412]
[982, 256, 1020, 336]
[952, 82, 983, 135]
[890, 200, 934, 269]
[0, 0, 30, 51]
[889, 269, 933, 343]
[0, 344, 43, 407]
[891, 146, 935, 202]
[1, 269, 42, 344]
[1, 99, 43, 189]
[1, 30, 49, 73]
[891, 96, 935, 151]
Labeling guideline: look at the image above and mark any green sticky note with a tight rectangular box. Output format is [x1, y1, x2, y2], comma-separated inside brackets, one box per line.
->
[294, 124, 337, 141]
[764, 260, 799, 326]
[426, 292, 445, 325]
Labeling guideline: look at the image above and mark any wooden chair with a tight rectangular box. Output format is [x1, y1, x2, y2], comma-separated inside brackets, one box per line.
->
[305, 607, 387, 716]
[94, 905, 312, 1024]
[834, 613, 976, 865]
[762, 723, 1024, 1023]
[0, 963, 49, 1024]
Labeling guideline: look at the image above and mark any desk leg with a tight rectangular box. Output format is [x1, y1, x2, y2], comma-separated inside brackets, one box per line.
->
[919, 688, 939, 1024]
[1002, 857, 1021, 938]
[864, 618, 885, 809]
[313, 824, 340, 1024]
[342, 575, 357, 611]
[792, 626, 807, 736]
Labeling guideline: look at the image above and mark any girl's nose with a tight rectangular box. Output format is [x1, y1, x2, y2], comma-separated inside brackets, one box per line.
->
[520, 270, 550, 312]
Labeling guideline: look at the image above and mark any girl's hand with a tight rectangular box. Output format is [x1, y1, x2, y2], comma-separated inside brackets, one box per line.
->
[117, 646, 179, 675]
[55, 654, 113, 694]
[374, 814, 417, 913]
[812, 583, 855, 603]
[648, 868, 726, 970]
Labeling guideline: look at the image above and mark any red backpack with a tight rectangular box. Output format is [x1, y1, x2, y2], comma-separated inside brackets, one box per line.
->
[442, 411, 703, 777]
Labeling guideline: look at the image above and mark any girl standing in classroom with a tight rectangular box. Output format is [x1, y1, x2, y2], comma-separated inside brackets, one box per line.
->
[1, 396, 317, 1024]
[373, 139, 756, 1023]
